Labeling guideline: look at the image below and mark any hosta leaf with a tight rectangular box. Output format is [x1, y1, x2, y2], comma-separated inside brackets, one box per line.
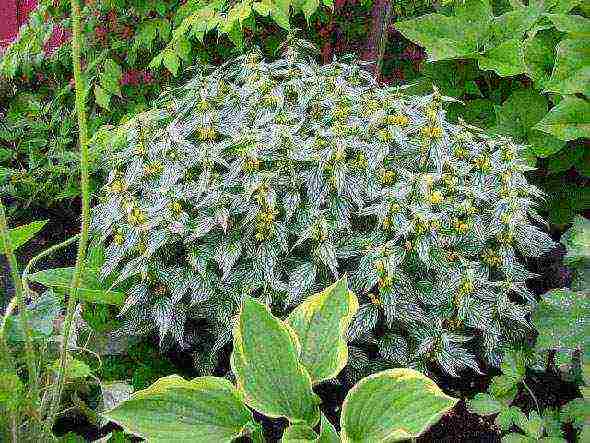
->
[340, 368, 458, 442]
[28, 267, 125, 305]
[544, 38, 590, 96]
[282, 414, 339, 442]
[104, 375, 253, 442]
[533, 96, 590, 141]
[231, 297, 320, 427]
[478, 39, 527, 77]
[6, 219, 47, 251]
[287, 276, 359, 384]
[533, 289, 589, 360]
[466, 393, 502, 415]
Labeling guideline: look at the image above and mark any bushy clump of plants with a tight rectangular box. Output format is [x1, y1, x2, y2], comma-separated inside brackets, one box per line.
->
[92, 39, 555, 377]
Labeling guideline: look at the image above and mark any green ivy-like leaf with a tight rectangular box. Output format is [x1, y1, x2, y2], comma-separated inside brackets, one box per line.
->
[466, 393, 503, 415]
[534, 96, 590, 141]
[286, 276, 359, 384]
[561, 216, 590, 266]
[6, 219, 47, 251]
[104, 375, 254, 442]
[340, 368, 458, 442]
[5, 290, 60, 342]
[545, 13, 590, 37]
[544, 38, 590, 96]
[533, 289, 589, 360]
[231, 297, 320, 427]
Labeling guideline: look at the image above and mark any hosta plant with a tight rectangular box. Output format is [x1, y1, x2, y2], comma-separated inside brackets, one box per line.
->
[92, 39, 555, 376]
[104, 278, 458, 442]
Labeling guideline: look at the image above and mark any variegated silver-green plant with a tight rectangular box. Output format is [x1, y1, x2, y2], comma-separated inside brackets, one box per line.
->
[92, 38, 555, 377]
[104, 277, 458, 442]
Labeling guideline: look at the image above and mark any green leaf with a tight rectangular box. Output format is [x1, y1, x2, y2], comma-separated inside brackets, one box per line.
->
[526, 129, 565, 158]
[231, 297, 320, 427]
[533, 289, 589, 360]
[6, 219, 47, 251]
[104, 375, 253, 442]
[561, 215, 590, 266]
[490, 6, 543, 44]
[6, 290, 61, 342]
[282, 414, 339, 443]
[394, 14, 481, 61]
[533, 96, 590, 141]
[496, 406, 528, 431]
[302, 0, 320, 20]
[545, 13, 590, 37]
[340, 368, 458, 442]
[253, 2, 272, 16]
[163, 50, 180, 76]
[286, 276, 359, 385]
[503, 433, 534, 442]
[94, 84, 111, 110]
[544, 38, 590, 96]
[547, 0, 582, 13]
[560, 398, 590, 428]
[51, 356, 93, 379]
[493, 89, 549, 146]
[100, 59, 122, 97]
[467, 393, 503, 415]
[270, 3, 291, 30]
[524, 31, 560, 89]
[547, 145, 585, 172]
[478, 39, 527, 76]
[28, 267, 125, 306]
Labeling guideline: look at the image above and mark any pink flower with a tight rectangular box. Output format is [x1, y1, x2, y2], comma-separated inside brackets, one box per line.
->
[43, 25, 71, 55]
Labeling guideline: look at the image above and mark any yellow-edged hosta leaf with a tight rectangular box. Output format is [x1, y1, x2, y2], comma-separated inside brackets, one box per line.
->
[104, 375, 253, 442]
[340, 369, 458, 442]
[287, 276, 358, 384]
[232, 297, 320, 427]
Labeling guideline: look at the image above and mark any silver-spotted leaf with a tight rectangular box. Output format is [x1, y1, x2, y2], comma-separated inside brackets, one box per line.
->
[232, 297, 320, 426]
[340, 368, 458, 442]
[104, 375, 253, 442]
[287, 276, 359, 384]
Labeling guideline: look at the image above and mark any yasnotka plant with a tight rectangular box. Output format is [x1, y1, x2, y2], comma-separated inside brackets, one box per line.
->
[92, 39, 555, 376]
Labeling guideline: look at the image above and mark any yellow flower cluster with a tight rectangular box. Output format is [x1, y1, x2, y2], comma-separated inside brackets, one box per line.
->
[243, 157, 261, 173]
[482, 249, 502, 267]
[110, 178, 127, 194]
[127, 207, 147, 226]
[144, 161, 163, 176]
[421, 126, 443, 138]
[385, 114, 409, 126]
[453, 218, 470, 234]
[381, 169, 396, 184]
[198, 126, 216, 141]
[428, 190, 444, 205]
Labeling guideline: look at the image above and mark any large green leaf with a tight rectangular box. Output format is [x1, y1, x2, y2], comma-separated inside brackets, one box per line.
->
[533, 289, 589, 360]
[6, 219, 48, 251]
[104, 375, 254, 442]
[478, 38, 527, 76]
[340, 368, 458, 442]
[524, 30, 560, 88]
[231, 297, 320, 427]
[466, 393, 503, 415]
[28, 267, 125, 305]
[490, 6, 543, 45]
[286, 276, 359, 384]
[533, 96, 590, 141]
[544, 38, 590, 96]
[394, 13, 481, 61]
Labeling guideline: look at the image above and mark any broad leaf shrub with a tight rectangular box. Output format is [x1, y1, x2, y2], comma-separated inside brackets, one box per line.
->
[92, 40, 556, 376]
[104, 278, 458, 442]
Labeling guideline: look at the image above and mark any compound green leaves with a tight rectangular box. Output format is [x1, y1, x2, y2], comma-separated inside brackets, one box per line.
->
[340, 368, 458, 442]
[232, 297, 320, 427]
[287, 276, 359, 384]
[104, 375, 254, 442]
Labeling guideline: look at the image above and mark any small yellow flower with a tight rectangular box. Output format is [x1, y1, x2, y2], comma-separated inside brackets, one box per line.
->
[378, 129, 392, 142]
[369, 293, 383, 306]
[374, 260, 385, 273]
[243, 157, 261, 173]
[453, 218, 470, 234]
[170, 201, 183, 215]
[386, 114, 409, 126]
[133, 144, 146, 156]
[381, 169, 396, 184]
[144, 161, 163, 176]
[458, 279, 475, 296]
[127, 207, 147, 226]
[113, 232, 124, 245]
[422, 126, 443, 138]
[333, 105, 350, 120]
[333, 147, 346, 162]
[429, 190, 444, 205]
[474, 155, 491, 172]
[482, 249, 502, 267]
[378, 275, 393, 289]
[425, 107, 438, 122]
[110, 179, 126, 194]
[198, 126, 216, 141]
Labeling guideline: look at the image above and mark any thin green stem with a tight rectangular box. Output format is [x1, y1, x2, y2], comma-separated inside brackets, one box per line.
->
[522, 379, 541, 416]
[47, 0, 92, 426]
[0, 199, 38, 401]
